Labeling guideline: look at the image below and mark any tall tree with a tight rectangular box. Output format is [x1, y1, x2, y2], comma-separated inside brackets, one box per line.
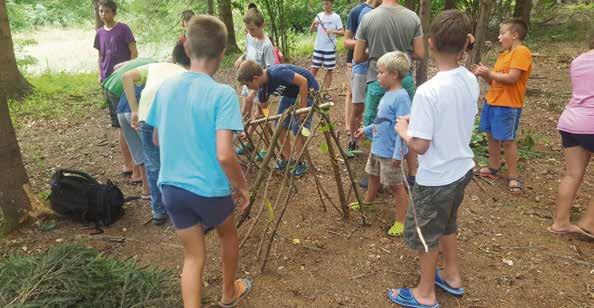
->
[92, 0, 104, 29]
[415, 0, 431, 85]
[218, 0, 239, 52]
[0, 1, 31, 100]
[513, 0, 532, 27]
[0, 95, 32, 235]
[404, 0, 417, 11]
[468, 0, 492, 66]
[445, 0, 457, 10]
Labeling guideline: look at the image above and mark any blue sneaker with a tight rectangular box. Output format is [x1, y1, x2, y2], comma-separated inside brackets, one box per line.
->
[292, 161, 308, 177]
[235, 144, 254, 156]
[275, 159, 289, 171]
[256, 150, 267, 161]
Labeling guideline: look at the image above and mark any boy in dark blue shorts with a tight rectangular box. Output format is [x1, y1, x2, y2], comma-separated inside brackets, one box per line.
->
[237, 61, 319, 177]
[145, 15, 251, 308]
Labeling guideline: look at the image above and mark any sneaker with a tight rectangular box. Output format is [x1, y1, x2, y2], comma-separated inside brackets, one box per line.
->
[292, 161, 308, 177]
[235, 143, 254, 156]
[359, 175, 368, 189]
[152, 214, 168, 226]
[274, 159, 289, 171]
[256, 150, 267, 161]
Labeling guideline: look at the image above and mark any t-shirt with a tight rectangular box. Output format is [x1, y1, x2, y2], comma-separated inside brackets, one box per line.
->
[347, 3, 371, 34]
[246, 33, 275, 68]
[101, 58, 155, 97]
[351, 5, 373, 75]
[407, 67, 479, 187]
[557, 51, 594, 134]
[145, 72, 243, 197]
[485, 45, 532, 108]
[355, 5, 423, 82]
[362, 88, 411, 160]
[137, 63, 187, 122]
[258, 65, 319, 103]
[94, 22, 136, 81]
[314, 12, 343, 52]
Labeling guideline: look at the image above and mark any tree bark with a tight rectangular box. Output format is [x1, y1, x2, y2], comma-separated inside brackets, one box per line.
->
[218, 0, 240, 53]
[513, 0, 532, 27]
[207, 0, 214, 15]
[415, 0, 431, 85]
[468, 0, 492, 67]
[0, 1, 32, 100]
[445, 0, 457, 10]
[404, 0, 417, 11]
[92, 0, 104, 29]
[0, 95, 32, 235]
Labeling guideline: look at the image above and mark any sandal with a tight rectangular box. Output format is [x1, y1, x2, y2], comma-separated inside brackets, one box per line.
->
[507, 177, 523, 193]
[386, 288, 440, 308]
[576, 225, 594, 239]
[387, 221, 404, 237]
[435, 268, 464, 297]
[473, 167, 499, 179]
[218, 278, 253, 307]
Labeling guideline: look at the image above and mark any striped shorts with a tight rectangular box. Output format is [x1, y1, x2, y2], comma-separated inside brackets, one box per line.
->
[311, 49, 336, 70]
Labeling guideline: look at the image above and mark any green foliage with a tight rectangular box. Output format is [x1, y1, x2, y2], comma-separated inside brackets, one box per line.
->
[7, 0, 94, 31]
[0, 243, 180, 307]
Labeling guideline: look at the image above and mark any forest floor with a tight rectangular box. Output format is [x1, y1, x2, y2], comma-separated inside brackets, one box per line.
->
[3, 38, 594, 307]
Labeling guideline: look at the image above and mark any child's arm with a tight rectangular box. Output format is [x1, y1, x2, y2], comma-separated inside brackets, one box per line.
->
[128, 42, 138, 60]
[291, 74, 309, 109]
[235, 53, 246, 68]
[153, 128, 159, 146]
[353, 39, 369, 63]
[122, 68, 145, 128]
[472, 63, 522, 85]
[310, 17, 319, 33]
[344, 30, 356, 50]
[392, 100, 411, 160]
[411, 37, 426, 60]
[328, 28, 344, 37]
[217, 130, 250, 210]
[395, 116, 430, 154]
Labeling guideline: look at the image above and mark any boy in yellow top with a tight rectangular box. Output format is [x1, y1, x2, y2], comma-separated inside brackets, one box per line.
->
[472, 18, 532, 193]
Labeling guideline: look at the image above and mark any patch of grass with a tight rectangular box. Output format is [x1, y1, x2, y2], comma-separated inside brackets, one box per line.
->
[291, 32, 347, 59]
[9, 72, 103, 126]
[0, 243, 180, 307]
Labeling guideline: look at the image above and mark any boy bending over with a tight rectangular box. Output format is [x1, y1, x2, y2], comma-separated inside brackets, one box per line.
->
[393, 10, 479, 307]
[146, 15, 251, 308]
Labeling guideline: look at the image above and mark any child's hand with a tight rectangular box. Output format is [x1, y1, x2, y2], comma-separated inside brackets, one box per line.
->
[234, 57, 243, 69]
[354, 128, 365, 140]
[471, 63, 490, 78]
[234, 187, 250, 211]
[395, 116, 410, 137]
[131, 112, 139, 129]
[238, 131, 247, 140]
[392, 160, 401, 168]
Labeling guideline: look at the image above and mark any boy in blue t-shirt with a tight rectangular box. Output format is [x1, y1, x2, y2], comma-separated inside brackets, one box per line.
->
[354, 51, 411, 237]
[237, 61, 320, 177]
[145, 16, 252, 308]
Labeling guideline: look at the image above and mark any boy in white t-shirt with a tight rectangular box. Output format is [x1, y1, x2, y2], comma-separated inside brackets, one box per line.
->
[391, 10, 479, 308]
[309, 0, 344, 90]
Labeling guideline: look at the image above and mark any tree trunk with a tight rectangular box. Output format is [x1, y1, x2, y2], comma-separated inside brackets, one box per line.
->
[207, 0, 214, 15]
[218, 0, 240, 53]
[404, 0, 417, 11]
[0, 1, 32, 100]
[92, 0, 104, 29]
[513, 0, 532, 27]
[468, 0, 492, 67]
[0, 96, 32, 235]
[445, 0, 457, 10]
[415, 0, 431, 85]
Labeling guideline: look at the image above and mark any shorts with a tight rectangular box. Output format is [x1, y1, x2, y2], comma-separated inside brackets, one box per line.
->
[363, 74, 415, 126]
[365, 153, 403, 186]
[311, 49, 336, 70]
[117, 113, 145, 165]
[351, 73, 367, 104]
[277, 96, 313, 135]
[103, 90, 121, 128]
[161, 184, 235, 231]
[478, 102, 522, 141]
[560, 130, 594, 152]
[404, 170, 472, 251]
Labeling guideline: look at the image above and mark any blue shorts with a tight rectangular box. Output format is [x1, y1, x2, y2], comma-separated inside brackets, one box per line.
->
[161, 185, 235, 231]
[277, 96, 313, 135]
[479, 102, 522, 141]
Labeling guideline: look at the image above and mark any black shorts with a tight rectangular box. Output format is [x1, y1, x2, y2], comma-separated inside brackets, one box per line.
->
[560, 130, 594, 152]
[346, 49, 354, 65]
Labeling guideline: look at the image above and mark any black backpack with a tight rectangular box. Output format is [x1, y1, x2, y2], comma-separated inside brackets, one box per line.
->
[49, 169, 128, 233]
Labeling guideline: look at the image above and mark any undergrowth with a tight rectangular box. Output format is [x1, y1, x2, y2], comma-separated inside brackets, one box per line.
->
[0, 243, 180, 307]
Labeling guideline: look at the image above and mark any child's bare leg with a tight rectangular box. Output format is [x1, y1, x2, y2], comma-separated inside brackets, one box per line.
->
[310, 67, 319, 77]
[344, 67, 352, 134]
[216, 215, 240, 303]
[176, 224, 206, 308]
[486, 134, 501, 169]
[411, 249, 439, 305]
[294, 134, 305, 160]
[350, 104, 364, 141]
[391, 184, 409, 224]
[502, 140, 519, 177]
[278, 128, 290, 160]
[323, 69, 333, 90]
[140, 165, 149, 195]
[577, 195, 594, 233]
[119, 129, 133, 172]
[552, 146, 590, 231]
[366, 175, 381, 203]
[439, 233, 462, 288]
[131, 164, 142, 182]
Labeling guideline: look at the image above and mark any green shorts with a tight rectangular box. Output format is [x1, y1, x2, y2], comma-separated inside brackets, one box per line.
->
[363, 74, 415, 126]
[404, 170, 472, 251]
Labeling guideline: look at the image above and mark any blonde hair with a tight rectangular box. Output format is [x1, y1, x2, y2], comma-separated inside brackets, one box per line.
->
[237, 60, 264, 84]
[377, 51, 410, 79]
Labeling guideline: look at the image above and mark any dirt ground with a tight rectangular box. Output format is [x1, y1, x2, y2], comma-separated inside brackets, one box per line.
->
[4, 41, 594, 307]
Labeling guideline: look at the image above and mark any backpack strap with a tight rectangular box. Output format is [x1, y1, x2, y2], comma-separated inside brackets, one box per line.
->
[59, 169, 99, 184]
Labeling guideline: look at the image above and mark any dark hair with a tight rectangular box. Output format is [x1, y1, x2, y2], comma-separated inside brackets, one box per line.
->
[243, 4, 264, 27]
[502, 18, 528, 41]
[98, 0, 117, 13]
[429, 10, 472, 54]
[187, 15, 228, 59]
[181, 10, 195, 22]
[237, 60, 264, 84]
[172, 41, 190, 67]
[589, 27, 594, 50]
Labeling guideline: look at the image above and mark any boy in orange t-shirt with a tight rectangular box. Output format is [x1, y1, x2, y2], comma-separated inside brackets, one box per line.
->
[472, 18, 532, 193]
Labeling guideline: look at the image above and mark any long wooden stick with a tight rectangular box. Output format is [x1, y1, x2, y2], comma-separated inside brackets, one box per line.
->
[245, 102, 334, 126]
[322, 121, 349, 220]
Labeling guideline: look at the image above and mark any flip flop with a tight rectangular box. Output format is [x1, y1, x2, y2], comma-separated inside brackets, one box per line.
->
[435, 268, 464, 297]
[576, 226, 594, 239]
[386, 288, 440, 308]
[507, 177, 523, 194]
[218, 278, 253, 308]
[547, 226, 577, 236]
[473, 167, 498, 179]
